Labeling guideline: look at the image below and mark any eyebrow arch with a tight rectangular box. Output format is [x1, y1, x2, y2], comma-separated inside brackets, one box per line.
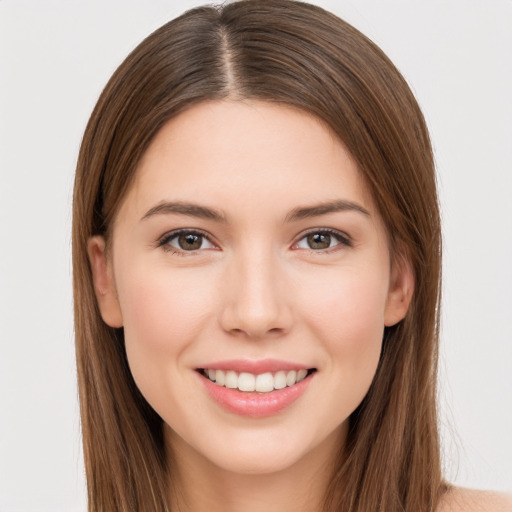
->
[285, 200, 370, 222]
[141, 201, 226, 222]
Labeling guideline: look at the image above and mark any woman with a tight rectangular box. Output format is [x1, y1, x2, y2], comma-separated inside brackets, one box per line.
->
[72, 1, 511, 510]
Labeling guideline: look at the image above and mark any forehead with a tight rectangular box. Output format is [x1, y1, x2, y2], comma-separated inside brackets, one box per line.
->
[119, 100, 376, 221]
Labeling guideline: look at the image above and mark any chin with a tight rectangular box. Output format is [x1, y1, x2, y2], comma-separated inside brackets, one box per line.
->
[165, 416, 346, 478]
[210, 440, 310, 475]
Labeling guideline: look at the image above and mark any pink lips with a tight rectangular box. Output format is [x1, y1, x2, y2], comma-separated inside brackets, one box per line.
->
[196, 359, 315, 418]
[198, 358, 311, 374]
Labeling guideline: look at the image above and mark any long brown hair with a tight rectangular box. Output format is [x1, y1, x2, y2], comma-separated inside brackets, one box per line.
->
[72, 1, 444, 510]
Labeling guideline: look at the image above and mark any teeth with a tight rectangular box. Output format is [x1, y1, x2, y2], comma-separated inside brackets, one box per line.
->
[225, 370, 238, 389]
[238, 372, 255, 391]
[274, 371, 287, 390]
[203, 368, 312, 393]
[216, 370, 225, 386]
[255, 372, 274, 392]
[297, 369, 308, 381]
[286, 370, 297, 386]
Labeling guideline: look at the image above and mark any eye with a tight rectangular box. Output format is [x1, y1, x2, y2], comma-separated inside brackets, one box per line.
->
[158, 230, 216, 253]
[294, 229, 351, 251]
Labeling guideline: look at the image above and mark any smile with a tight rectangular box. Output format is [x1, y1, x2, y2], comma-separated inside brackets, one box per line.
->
[196, 362, 317, 417]
[200, 368, 315, 393]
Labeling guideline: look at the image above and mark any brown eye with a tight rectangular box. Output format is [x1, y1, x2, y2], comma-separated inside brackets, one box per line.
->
[307, 232, 331, 250]
[178, 233, 203, 250]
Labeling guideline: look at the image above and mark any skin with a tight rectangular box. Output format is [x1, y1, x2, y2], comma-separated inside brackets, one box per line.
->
[438, 488, 512, 512]
[88, 99, 417, 512]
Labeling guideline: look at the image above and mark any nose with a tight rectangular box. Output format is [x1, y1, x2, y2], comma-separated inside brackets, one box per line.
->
[218, 248, 293, 340]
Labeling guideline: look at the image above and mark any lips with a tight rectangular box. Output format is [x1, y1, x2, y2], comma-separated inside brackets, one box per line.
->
[198, 359, 312, 374]
[196, 359, 317, 417]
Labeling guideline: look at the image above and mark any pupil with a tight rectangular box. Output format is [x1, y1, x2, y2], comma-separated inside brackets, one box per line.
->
[179, 233, 201, 250]
[308, 233, 331, 249]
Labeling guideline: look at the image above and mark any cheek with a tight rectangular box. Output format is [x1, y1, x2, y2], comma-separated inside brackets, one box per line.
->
[115, 265, 215, 400]
[296, 264, 388, 384]
[119, 267, 213, 349]
[299, 264, 388, 335]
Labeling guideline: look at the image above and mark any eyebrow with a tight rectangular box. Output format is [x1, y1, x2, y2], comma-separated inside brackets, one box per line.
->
[140, 198, 370, 224]
[141, 201, 226, 222]
[284, 199, 370, 222]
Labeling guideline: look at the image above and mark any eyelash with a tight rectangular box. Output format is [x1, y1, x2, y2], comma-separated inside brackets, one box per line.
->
[156, 228, 352, 255]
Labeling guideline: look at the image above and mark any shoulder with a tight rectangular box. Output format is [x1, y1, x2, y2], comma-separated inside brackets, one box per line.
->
[437, 486, 512, 512]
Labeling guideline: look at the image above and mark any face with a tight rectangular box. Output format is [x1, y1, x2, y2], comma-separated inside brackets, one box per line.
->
[89, 100, 413, 476]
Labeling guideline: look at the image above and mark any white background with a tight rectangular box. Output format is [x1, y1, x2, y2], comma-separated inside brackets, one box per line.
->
[1, 1, 511, 510]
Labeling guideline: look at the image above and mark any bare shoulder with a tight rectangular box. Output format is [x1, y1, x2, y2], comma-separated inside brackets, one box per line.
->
[437, 486, 512, 512]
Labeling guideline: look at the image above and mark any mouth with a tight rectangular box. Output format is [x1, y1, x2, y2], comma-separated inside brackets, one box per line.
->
[197, 368, 317, 393]
[195, 359, 318, 417]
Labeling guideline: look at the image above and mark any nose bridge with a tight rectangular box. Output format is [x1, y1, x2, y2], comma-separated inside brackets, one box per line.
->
[219, 242, 291, 338]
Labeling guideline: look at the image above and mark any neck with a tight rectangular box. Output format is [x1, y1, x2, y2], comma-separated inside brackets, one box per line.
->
[166, 426, 345, 512]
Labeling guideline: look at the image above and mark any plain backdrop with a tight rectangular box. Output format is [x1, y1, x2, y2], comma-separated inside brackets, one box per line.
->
[1, 1, 511, 510]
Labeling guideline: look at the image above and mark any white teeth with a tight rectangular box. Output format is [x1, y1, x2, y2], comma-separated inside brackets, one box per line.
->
[225, 370, 238, 389]
[204, 368, 312, 393]
[238, 372, 255, 391]
[255, 372, 274, 392]
[297, 369, 308, 382]
[216, 369, 225, 386]
[286, 370, 297, 386]
[274, 371, 287, 389]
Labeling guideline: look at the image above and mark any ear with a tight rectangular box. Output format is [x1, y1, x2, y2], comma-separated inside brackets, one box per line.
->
[384, 254, 415, 327]
[87, 236, 123, 328]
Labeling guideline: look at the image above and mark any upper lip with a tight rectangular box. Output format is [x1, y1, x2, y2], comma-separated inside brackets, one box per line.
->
[196, 359, 314, 374]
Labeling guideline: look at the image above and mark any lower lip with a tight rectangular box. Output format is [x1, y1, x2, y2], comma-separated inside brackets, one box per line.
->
[198, 372, 314, 418]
